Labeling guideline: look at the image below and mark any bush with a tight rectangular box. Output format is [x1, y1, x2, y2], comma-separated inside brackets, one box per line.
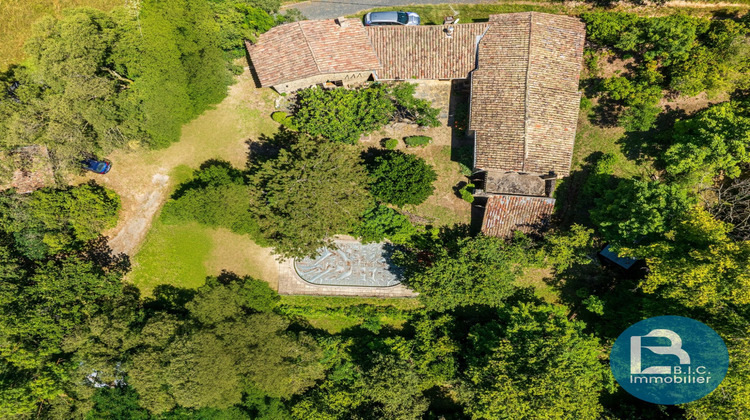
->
[271, 111, 297, 130]
[459, 184, 475, 203]
[403, 136, 432, 148]
[384, 138, 398, 150]
[365, 149, 437, 207]
[161, 160, 265, 244]
[293, 85, 395, 143]
[355, 204, 417, 244]
[390, 83, 441, 127]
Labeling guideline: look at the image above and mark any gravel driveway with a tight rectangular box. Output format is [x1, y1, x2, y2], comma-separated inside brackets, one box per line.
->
[286, 0, 493, 21]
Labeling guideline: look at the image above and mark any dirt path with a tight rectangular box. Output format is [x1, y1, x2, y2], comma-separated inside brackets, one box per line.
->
[78, 68, 278, 256]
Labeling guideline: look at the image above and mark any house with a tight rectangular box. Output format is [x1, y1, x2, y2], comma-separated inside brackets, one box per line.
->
[245, 17, 380, 93]
[246, 12, 586, 238]
[480, 194, 555, 238]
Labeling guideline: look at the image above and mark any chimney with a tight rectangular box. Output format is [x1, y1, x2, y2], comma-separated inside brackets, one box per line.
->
[336, 17, 349, 27]
[444, 26, 454, 38]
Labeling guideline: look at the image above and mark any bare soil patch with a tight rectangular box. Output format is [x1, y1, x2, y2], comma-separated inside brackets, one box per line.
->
[75, 68, 277, 256]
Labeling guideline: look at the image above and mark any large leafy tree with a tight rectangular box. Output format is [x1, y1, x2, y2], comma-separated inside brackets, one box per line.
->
[0, 182, 120, 259]
[365, 149, 437, 208]
[126, 274, 323, 413]
[664, 99, 750, 180]
[249, 134, 371, 259]
[634, 207, 750, 309]
[591, 178, 694, 244]
[161, 160, 264, 242]
[2, 10, 147, 169]
[137, 0, 231, 147]
[399, 235, 532, 312]
[458, 302, 609, 419]
[293, 85, 396, 144]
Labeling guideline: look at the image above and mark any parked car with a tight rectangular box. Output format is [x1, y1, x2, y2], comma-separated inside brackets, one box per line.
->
[364, 11, 420, 26]
[82, 158, 111, 174]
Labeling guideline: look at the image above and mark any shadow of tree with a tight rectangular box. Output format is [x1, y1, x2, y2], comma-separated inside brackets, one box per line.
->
[615, 106, 686, 170]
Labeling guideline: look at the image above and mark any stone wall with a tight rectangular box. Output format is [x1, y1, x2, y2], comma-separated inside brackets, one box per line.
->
[272, 71, 373, 93]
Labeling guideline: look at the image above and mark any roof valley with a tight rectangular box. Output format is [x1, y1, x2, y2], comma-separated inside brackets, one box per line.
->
[298, 22, 323, 74]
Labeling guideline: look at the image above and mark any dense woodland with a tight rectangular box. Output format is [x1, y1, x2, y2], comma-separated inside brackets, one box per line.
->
[1, 1, 750, 419]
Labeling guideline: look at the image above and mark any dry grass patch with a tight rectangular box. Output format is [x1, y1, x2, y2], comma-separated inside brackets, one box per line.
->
[206, 228, 279, 291]
[0, 0, 124, 70]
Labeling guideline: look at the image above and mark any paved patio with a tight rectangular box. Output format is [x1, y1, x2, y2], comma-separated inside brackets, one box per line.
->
[277, 239, 417, 297]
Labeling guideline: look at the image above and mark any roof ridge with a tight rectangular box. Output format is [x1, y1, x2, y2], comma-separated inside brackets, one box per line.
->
[298, 21, 322, 74]
[521, 12, 533, 172]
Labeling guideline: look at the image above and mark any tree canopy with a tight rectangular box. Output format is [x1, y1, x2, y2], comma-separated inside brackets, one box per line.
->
[249, 134, 371, 259]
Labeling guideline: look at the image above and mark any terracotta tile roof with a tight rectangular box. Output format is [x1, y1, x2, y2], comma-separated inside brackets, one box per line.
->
[246, 19, 381, 87]
[481, 194, 556, 238]
[471, 12, 585, 176]
[366, 23, 490, 80]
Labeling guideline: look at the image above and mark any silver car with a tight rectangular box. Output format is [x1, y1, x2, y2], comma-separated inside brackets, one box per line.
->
[364, 11, 420, 26]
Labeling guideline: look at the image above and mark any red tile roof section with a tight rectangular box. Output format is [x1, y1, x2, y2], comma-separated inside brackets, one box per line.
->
[246, 19, 381, 87]
[480, 195, 556, 238]
[471, 12, 585, 176]
[365, 23, 490, 80]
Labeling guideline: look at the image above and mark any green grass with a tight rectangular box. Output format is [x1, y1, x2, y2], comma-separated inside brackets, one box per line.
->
[128, 219, 213, 296]
[352, 4, 574, 24]
[572, 111, 644, 178]
[278, 296, 421, 333]
[352, 2, 750, 25]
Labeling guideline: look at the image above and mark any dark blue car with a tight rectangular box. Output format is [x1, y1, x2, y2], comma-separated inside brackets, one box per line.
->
[82, 159, 111, 174]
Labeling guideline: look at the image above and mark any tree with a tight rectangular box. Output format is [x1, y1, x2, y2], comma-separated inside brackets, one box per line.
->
[249, 134, 371, 259]
[458, 302, 608, 419]
[293, 85, 395, 144]
[634, 207, 750, 309]
[185, 272, 279, 325]
[591, 178, 694, 244]
[361, 355, 429, 420]
[291, 83, 442, 144]
[365, 149, 437, 208]
[137, 0, 231, 147]
[400, 235, 532, 311]
[664, 99, 750, 180]
[0, 182, 120, 259]
[354, 204, 417, 245]
[8, 10, 147, 169]
[161, 160, 264, 243]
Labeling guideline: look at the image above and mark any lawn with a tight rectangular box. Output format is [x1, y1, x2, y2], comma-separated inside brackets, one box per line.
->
[572, 105, 647, 179]
[127, 218, 279, 297]
[278, 295, 422, 333]
[0, 0, 125, 70]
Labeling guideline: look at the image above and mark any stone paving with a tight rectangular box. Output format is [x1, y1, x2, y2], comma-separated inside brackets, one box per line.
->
[277, 238, 417, 297]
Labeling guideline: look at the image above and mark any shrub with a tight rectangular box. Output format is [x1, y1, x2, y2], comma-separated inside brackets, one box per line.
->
[403, 136, 432, 148]
[459, 184, 475, 203]
[390, 83, 441, 127]
[293, 85, 395, 143]
[161, 160, 266, 244]
[384, 138, 398, 150]
[271, 111, 297, 130]
[365, 150, 437, 207]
